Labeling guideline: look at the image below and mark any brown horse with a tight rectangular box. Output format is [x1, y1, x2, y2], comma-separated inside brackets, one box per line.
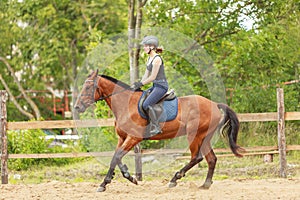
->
[74, 70, 244, 192]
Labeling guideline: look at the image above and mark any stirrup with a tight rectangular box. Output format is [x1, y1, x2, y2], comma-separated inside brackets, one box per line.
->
[144, 124, 161, 138]
[149, 126, 161, 135]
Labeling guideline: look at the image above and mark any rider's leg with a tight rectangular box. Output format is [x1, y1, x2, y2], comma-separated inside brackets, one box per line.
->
[146, 105, 161, 135]
[142, 86, 167, 137]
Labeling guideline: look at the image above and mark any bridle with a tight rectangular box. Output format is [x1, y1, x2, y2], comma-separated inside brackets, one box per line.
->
[80, 76, 130, 105]
[77, 77, 100, 110]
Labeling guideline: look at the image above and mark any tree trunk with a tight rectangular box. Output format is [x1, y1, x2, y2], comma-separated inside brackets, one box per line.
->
[128, 0, 146, 83]
[0, 74, 34, 119]
[133, 0, 144, 81]
[0, 57, 39, 119]
[128, 0, 137, 83]
[127, 0, 147, 181]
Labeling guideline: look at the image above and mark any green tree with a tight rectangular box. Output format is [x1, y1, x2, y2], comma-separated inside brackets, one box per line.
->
[0, 0, 127, 120]
[215, 0, 300, 112]
[142, 0, 299, 112]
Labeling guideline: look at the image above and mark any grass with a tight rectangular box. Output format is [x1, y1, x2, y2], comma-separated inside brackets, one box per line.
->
[7, 151, 300, 184]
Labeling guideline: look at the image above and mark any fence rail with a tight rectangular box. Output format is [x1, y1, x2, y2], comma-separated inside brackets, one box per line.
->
[238, 112, 300, 122]
[5, 145, 300, 159]
[5, 111, 300, 130]
[7, 118, 115, 130]
[1, 89, 300, 184]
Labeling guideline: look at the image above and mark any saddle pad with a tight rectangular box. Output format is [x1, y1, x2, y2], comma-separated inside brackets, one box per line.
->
[138, 91, 178, 122]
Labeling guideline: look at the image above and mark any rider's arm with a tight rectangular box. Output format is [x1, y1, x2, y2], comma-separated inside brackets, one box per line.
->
[141, 69, 150, 83]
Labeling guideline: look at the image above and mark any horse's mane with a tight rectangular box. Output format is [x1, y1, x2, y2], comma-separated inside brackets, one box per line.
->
[99, 74, 141, 91]
[86, 71, 142, 91]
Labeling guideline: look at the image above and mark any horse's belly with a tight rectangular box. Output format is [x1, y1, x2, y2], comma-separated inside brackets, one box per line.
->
[159, 120, 186, 138]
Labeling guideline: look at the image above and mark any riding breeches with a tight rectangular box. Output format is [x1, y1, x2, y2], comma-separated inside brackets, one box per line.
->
[142, 84, 168, 111]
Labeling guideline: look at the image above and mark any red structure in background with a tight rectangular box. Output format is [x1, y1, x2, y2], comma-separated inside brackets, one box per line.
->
[52, 90, 71, 118]
[18, 89, 72, 120]
[15, 89, 72, 134]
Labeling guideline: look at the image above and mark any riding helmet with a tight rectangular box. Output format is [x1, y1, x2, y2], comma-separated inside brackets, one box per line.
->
[140, 36, 159, 47]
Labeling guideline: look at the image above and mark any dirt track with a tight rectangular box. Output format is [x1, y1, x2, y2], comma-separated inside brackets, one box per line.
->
[1, 178, 300, 200]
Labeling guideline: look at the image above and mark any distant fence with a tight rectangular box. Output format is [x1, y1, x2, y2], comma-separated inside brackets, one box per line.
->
[1, 89, 300, 184]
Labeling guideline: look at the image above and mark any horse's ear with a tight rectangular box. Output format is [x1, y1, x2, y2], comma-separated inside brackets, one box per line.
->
[91, 69, 98, 78]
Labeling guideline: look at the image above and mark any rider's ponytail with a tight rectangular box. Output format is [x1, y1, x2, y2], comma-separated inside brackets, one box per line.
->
[156, 47, 163, 53]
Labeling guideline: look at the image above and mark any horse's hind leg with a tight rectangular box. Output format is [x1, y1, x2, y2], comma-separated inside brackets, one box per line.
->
[118, 162, 138, 184]
[200, 149, 217, 189]
[169, 144, 203, 188]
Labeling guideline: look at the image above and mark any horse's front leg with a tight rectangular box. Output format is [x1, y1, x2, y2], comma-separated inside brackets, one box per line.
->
[97, 136, 141, 192]
[97, 149, 124, 192]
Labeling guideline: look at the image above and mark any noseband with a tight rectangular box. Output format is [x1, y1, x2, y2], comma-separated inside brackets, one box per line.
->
[79, 76, 129, 109]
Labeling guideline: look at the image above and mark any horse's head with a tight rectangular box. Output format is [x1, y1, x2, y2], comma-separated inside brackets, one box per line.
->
[74, 70, 101, 113]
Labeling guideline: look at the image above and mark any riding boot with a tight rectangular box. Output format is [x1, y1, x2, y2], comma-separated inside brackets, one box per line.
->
[145, 106, 162, 138]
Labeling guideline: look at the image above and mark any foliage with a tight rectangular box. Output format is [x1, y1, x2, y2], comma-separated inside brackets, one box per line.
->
[80, 127, 118, 152]
[218, 24, 300, 111]
[143, 0, 299, 111]
[75, 100, 118, 152]
[7, 129, 84, 170]
[0, 0, 127, 119]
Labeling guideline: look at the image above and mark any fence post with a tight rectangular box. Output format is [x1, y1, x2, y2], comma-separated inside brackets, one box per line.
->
[134, 144, 142, 181]
[277, 88, 287, 178]
[1, 90, 8, 184]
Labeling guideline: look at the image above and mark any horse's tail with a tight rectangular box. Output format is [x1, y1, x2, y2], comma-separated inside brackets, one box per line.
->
[217, 103, 245, 157]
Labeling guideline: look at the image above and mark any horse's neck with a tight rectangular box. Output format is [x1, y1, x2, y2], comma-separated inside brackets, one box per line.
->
[101, 80, 137, 118]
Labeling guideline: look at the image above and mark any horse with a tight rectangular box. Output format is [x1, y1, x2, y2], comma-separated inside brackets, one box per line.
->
[74, 70, 245, 192]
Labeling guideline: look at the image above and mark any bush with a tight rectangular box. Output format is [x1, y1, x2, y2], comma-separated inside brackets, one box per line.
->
[79, 127, 118, 152]
[7, 129, 84, 170]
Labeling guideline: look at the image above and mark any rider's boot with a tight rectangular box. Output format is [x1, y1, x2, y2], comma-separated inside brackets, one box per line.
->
[145, 106, 162, 138]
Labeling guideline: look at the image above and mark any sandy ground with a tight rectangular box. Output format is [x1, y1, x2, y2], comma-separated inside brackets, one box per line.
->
[1, 178, 300, 200]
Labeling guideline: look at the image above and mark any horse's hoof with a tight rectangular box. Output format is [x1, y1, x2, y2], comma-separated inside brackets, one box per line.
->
[97, 186, 106, 192]
[132, 177, 138, 185]
[200, 182, 212, 190]
[200, 185, 210, 190]
[168, 182, 177, 188]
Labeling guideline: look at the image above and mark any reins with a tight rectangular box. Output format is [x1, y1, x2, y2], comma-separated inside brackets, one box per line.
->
[97, 88, 129, 101]
[88, 75, 132, 102]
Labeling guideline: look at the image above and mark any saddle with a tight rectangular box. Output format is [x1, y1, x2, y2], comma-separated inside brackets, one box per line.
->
[138, 89, 178, 122]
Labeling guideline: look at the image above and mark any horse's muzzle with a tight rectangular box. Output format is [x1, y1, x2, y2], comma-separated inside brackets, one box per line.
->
[74, 104, 86, 113]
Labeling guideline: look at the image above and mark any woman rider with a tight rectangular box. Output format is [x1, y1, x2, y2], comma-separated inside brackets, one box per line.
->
[131, 36, 169, 136]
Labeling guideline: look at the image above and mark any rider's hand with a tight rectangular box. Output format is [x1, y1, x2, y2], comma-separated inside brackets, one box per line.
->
[131, 82, 143, 90]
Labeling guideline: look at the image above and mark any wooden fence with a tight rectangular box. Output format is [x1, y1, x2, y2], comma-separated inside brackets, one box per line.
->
[1, 89, 300, 184]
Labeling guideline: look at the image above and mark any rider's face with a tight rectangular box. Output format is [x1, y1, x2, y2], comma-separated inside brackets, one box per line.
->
[143, 45, 150, 52]
[143, 45, 154, 53]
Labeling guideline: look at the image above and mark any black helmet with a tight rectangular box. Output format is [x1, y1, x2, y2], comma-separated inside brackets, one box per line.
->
[140, 36, 159, 47]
